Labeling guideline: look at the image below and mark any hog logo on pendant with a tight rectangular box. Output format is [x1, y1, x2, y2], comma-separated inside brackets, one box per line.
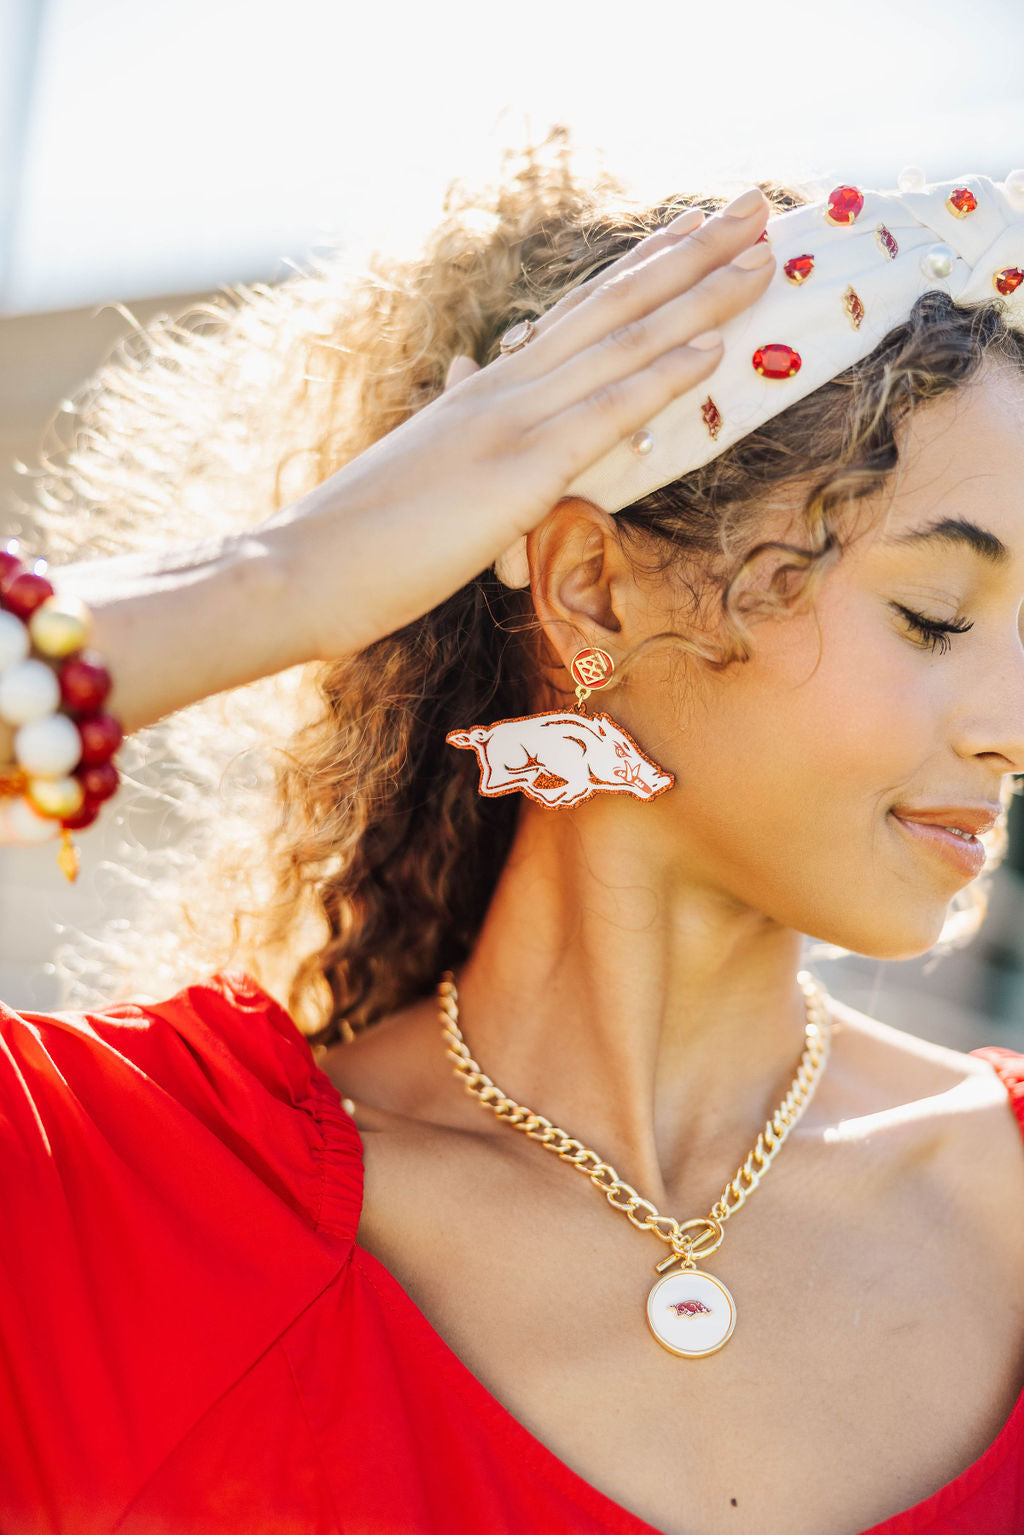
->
[446, 712, 674, 809]
[668, 1299, 714, 1318]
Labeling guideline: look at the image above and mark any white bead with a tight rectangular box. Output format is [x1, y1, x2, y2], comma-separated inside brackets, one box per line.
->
[14, 712, 82, 777]
[897, 166, 926, 193]
[920, 243, 956, 281]
[1005, 169, 1024, 211]
[2, 795, 61, 844]
[0, 658, 60, 725]
[630, 429, 654, 456]
[0, 610, 30, 672]
[27, 775, 84, 818]
[28, 594, 91, 658]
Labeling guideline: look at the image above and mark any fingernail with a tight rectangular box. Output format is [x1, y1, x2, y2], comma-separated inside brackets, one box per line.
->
[720, 187, 766, 219]
[667, 207, 704, 236]
[689, 329, 723, 350]
[731, 242, 774, 269]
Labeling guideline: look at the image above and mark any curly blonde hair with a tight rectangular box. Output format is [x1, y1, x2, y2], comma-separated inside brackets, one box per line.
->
[19, 127, 1024, 1040]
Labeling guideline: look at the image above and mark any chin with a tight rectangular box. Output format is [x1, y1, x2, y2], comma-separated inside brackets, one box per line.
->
[799, 902, 951, 963]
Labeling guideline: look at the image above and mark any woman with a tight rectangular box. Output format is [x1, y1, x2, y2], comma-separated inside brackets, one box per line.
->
[1, 136, 1023, 1534]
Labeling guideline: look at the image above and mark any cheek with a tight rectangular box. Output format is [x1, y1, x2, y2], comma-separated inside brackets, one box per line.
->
[672, 596, 937, 861]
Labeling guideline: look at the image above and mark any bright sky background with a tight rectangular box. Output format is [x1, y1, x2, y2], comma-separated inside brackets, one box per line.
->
[3, 0, 1024, 314]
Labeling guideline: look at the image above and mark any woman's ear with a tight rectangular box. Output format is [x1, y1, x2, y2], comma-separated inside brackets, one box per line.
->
[525, 498, 626, 672]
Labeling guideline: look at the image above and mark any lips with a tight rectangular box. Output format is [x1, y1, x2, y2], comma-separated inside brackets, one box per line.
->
[889, 805, 1002, 838]
[889, 807, 996, 881]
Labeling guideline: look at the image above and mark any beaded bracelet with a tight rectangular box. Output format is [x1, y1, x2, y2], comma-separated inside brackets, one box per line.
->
[0, 539, 123, 883]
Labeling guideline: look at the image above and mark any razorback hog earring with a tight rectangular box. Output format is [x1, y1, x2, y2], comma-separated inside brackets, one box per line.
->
[445, 647, 675, 809]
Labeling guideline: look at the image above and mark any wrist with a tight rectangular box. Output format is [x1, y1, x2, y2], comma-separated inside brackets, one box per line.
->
[246, 514, 324, 669]
[254, 491, 356, 664]
[52, 523, 318, 735]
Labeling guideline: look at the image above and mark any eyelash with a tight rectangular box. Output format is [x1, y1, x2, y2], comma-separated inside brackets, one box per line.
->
[891, 603, 975, 655]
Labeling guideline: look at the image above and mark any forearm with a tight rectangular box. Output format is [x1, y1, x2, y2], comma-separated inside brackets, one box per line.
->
[50, 524, 314, 737]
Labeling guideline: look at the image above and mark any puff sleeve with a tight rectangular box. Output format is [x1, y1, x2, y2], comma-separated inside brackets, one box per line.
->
[0, 970, 358, 1533]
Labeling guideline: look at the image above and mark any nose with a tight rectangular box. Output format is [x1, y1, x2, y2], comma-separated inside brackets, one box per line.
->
[954, 639, 1024, 776]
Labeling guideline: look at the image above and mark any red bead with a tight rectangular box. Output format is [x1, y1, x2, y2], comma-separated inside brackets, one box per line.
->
[76, 711, 124, 765]
[2, 570, 54, 620]
[752, 343, 802, 379]
[946, 187, 978, 217]
[783, 253, 815, 285]
[756, 228, 769, 243]
[75, 760, 119, 803]
[0, 545, 23, 585]
[60, 798, 102, 831]
[825, 185, 864, 226]
[59, 650, 112, 713]
[994, 267, 1023, 296]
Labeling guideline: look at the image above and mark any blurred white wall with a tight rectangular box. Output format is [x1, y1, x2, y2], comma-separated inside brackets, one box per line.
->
[2, 0, 1023, 315]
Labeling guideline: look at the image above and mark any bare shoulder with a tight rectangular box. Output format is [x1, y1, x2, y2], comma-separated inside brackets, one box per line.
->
[824, 994, 1024, 1235]
[826, 990, 1019, 1093]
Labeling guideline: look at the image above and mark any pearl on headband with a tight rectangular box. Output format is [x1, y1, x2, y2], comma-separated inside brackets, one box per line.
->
[493, 170, 1024, 590]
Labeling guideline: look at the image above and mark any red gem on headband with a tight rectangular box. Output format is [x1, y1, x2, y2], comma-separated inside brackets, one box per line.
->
[995, 267, 1023, 295]
[783, 254, 815, 285]
[946, 187, 978, 218]
[752, 343, 802, 379]
[825, 186, 864, 226]
[701, 396, 723, 440]
[843, 286, 866, 329]
[875, 224, 899, 259]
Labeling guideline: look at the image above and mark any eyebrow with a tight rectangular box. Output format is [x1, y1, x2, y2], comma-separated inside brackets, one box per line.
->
[882, 516, 1010, 566]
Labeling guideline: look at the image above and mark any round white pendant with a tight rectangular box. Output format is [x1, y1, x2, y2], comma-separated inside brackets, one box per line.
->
[646, 1268, 736, 1357]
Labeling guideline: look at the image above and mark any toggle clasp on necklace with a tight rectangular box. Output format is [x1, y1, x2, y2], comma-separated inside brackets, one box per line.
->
[654, 1215, 725, 1274]
[437, 965, 832, 1356]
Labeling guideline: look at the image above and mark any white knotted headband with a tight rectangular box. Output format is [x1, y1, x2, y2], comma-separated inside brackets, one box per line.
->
[493, 168, 1024, 589]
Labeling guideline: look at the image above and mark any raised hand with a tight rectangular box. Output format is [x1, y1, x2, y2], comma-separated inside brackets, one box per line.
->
[52, 190, 773, 733]
[277, 187, 774, 659]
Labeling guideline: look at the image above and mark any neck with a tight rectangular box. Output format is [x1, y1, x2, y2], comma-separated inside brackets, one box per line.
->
[453, 800, 824, 1207]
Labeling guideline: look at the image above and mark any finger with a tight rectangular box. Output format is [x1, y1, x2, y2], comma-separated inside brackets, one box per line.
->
[526, 206, 706, 330]
[527, 241, 775, 415]
[520, 333, 730, 490]
[444, 354, 482, 391]
[505, 187, 770, 379]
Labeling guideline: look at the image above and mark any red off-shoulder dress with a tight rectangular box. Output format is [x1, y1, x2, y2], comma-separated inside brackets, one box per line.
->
[1, 970, 1021, 1533]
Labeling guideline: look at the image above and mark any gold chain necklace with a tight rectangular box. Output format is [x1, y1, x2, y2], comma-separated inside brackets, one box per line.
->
[437, 969, 832, 1358]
